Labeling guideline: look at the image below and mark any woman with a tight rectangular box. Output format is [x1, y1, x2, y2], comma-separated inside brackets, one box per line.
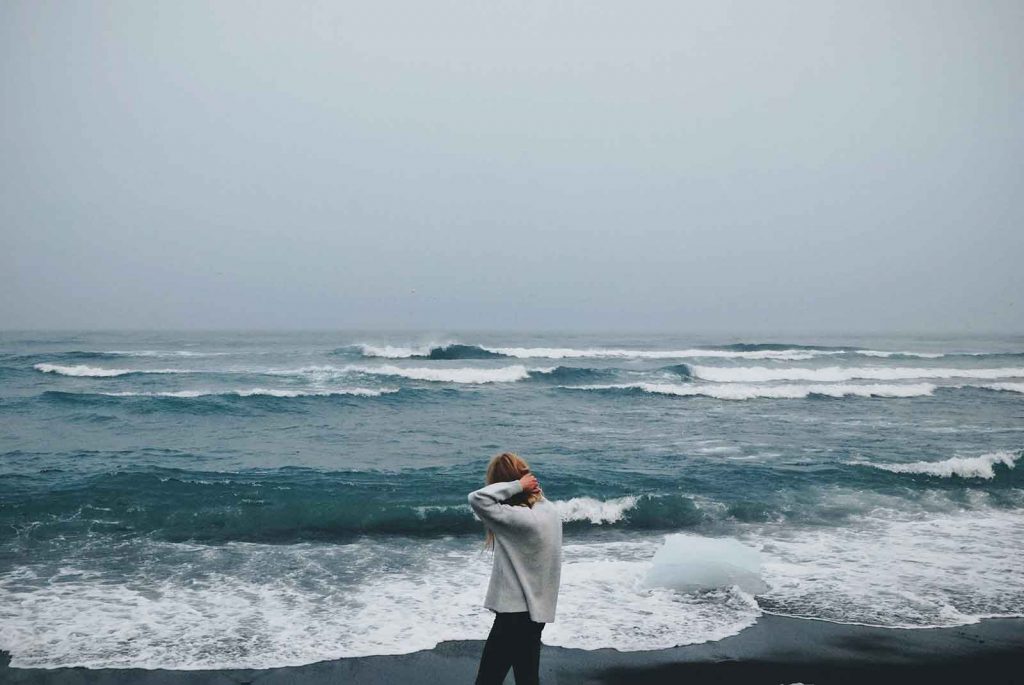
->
[467, 452, 563, 685]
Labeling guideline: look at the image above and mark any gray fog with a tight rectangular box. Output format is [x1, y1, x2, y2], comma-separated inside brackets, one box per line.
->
[2, 0, 1022, 333]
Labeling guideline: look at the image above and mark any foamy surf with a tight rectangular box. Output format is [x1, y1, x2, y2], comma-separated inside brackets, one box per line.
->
[351, 364, 541, 384]
[691, 365, 1024, 383]
[33, 363, 185, 377]
[265, 364, 549, 384]
[0, 536, 761, 668]
[755, 506, 1024, 627]
[487, 346, 832, 360]
[355, 343, 444, 358]
[849, 450, 1021, 479]
[5, 505, 1021, 669]
[553, 495, 640, 524]
[351, 343, 837, 360]
[8, 330, 1024, 673]
[564, 382, 938, 400]
[100, 388, 396, 398]
[349, 343, 1005, 361]
[854, 350, 945, 358]
[103, 350, 232, 358]
[979, 382, 1024, 394]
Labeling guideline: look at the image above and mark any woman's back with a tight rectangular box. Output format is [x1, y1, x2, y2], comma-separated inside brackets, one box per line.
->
[469, 453, 562, 685]
[469, 481, 562, 623]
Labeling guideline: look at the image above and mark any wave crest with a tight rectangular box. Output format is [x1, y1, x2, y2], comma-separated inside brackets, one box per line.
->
[487, 346, 831, 361]
[99, 388, 395, 398]
[348, 364, 539, 384]
[979, 382, 1024, 394]
[692, 365, 1024, 383]
[33, 363, 157, 377]
[553, 496, 639, 524]
[565, 382, 937, 400]
[851, 450, 1021, 479]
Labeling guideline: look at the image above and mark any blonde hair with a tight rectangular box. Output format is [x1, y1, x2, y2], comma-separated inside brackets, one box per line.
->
[482, 452, 543, 550]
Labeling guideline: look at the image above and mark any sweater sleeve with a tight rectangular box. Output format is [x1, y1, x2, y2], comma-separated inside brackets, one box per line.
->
[467, 480, 532, 531]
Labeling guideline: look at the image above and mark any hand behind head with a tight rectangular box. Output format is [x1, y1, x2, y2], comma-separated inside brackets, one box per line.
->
[519, 472, 540, 494]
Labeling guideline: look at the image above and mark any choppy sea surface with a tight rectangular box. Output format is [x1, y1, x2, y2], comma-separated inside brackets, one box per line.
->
[1, 330, 1022, 669]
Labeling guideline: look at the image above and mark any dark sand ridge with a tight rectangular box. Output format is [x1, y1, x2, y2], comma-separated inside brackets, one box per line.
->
[2, 615, 1021, 684]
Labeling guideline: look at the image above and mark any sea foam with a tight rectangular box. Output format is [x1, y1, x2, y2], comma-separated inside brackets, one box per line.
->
[854, 350, 945, 358]
[0, 537, 760, 668]
[566, 382, 937, 400]
[756, 506, 1024, 627]
[691, 365, 1024, 383]
[103, 350, 231, 358]
[274, 364, 542, 384]
[100, 388, 395, 398]
[553, 495, 639, 524]
[980, 382, 1024, 394]
[32, 363, 182, 377]
[851, 450, 1020, 479]
[353, 364, 539, 384]
[355, 344, 441, 358]
[487, 347, 828, 361]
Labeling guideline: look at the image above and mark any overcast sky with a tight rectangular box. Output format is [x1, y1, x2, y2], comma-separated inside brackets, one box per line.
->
[2, 0, 1021, 333]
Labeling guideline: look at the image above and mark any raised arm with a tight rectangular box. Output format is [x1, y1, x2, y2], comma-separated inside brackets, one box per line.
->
[468, 474, 539, 531]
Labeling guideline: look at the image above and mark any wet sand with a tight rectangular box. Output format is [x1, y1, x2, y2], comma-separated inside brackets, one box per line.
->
[2, 615, 1022, 684]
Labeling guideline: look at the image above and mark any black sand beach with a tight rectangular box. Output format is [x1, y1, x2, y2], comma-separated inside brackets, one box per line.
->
[3, 615, 1022, 684]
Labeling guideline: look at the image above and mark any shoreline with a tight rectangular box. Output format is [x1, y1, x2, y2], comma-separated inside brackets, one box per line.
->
[3, 615, 1022, 684]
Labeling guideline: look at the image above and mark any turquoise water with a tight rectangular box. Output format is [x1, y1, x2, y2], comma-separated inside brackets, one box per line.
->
[1, 331, 1022, 668]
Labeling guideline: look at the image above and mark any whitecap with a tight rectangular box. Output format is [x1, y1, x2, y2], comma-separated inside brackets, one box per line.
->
[100, 388, 395, 398]
[33, 363, 183, 377]
[553, 495, 639, 524]
[692, 365, 1024, 383]
[565, 382, 937, 400]
[849, 450, 1020, 479]
[486, 347, 831, 361]
[979, 382, 1024, 394]
[355, 344, 442, 358]
[349, 364, 541, 384]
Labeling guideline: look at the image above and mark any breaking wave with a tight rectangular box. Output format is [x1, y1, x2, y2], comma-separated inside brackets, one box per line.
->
[850, 450, 1021, 479]
[553, 495, 640, 524]
[33, 363, 186, 377]
[351, 343, 507, 360]
[526, 366, 617, 383]
[854, 350, 944, 358]
[99, 388, 396, 398]
[347, 364, 541, 384]
[691, 365, 1024, 383]
[344, 342, 1024, 361]
[564, 382, 938, 400]
[485, 346, 831, 361]
[1, 468, 702, 543]
[978, 382, 1024, 394]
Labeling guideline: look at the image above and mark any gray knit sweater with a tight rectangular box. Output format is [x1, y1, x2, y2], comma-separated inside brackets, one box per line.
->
[468, 480, 563, 623]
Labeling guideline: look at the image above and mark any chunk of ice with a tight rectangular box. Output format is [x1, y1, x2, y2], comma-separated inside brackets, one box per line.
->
[643, 534, 768, 594]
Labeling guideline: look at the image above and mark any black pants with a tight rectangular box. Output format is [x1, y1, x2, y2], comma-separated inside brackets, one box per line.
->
[475, 611, 546, 685]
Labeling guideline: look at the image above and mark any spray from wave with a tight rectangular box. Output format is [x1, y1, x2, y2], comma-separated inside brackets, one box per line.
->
[553, 495, 639, 524]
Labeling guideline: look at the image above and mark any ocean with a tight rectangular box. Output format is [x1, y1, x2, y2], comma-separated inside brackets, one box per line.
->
[1, 330, 1021, 670]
